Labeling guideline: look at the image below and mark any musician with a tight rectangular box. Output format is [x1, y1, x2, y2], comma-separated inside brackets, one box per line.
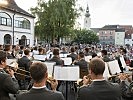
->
[16, 62, 65, 100]
[0, 44, 3, 50]
[119, 74, 133, 100]
[67, 47, 77, 62]
[48, 48, 64, 65]
[18, 49, 31, 89]
[18, 49, 31, 71]
[0, 51, 19, 100]
[33, 46, 38, 55]
[4, 44, 15, 59]
[77, 58, 122, 100]
[101, 49, 111, 62]
[84, 47, 91, 56]
[19, 45, 25, 57]
[74, 52, 88, 78]
[60, 47, 68, 54]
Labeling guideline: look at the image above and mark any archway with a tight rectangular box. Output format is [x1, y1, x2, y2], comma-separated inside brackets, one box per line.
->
[19, 35, 27, 46]
[4, 34, 12, 44]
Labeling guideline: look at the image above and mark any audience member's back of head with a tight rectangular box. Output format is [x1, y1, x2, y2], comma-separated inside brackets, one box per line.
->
[89, 58, 105, 75]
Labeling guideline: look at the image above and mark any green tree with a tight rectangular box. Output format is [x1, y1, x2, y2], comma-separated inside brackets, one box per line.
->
[73, 29, 99, 44]
[30, 0, 79, 43]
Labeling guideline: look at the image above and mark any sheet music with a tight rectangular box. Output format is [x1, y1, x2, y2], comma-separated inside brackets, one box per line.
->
[59, 54, 68, 58]
[120, 56, 126, 68]
[103, 63, 111, 79]
[6, 59, 17, 65]
[54, 66, 79, 81]
[33, 55, 46, 61]
[107, 60, 121, 74]
[61, 57, 72, 65]
[85, 56, 92, 62]
[44, 62, 56, 76]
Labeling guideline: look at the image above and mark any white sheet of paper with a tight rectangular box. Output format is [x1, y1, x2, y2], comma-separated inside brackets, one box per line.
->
[85, 56, 92, 62]
[61, 57, 72, 65]
[120, 56, 126, 68]
[44, 62, 56, 76]
[54, 66, 79, 81]
[33, 55, 46, 61]
[103, 63, 111, 79]
[107, 60, 121, 74]
[59, 54, 68, 58]
[6, 59, 17, 65]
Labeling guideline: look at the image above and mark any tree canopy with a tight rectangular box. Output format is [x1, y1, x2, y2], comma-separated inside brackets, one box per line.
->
[73, 29, 99, 44]
[30, 0, 79, 43]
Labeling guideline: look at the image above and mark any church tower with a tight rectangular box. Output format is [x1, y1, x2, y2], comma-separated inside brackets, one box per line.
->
[84, 4, 91, 30]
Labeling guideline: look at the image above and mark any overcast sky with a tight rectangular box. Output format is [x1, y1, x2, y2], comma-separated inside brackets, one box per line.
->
[15, 0, 133, 28]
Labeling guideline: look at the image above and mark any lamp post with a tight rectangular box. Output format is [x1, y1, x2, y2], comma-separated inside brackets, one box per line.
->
[12, 11, 15, 45]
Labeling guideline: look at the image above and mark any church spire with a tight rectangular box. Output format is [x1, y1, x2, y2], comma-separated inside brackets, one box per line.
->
[85, 4, 90, 17]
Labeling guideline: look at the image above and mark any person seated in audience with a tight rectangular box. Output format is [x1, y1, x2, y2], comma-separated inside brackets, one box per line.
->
[67, 47, 77, 62]
[0, 51, 19, 100]
[16, 62, 65, 100]
[4, 44, 15, 59]
[74, 52, 89, 78]
[77, 58, 122, 100]
[101, 49, 111, 62]
[49, 48, 64, 65]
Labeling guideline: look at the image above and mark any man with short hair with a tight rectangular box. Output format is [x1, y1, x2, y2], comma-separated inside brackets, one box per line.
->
[101, 49, 111, 62]
[77, 58, 122, 100]
[49, 48, 64, 65]
[18, 49, 31, 71]
[0, 51, 19, 100]
[16, 62, 65, 100]
[74, 52, 88, 78]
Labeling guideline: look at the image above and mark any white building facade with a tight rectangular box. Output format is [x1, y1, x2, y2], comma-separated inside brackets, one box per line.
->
[0, 0, 35, 46]
[115, 29, 125, 45]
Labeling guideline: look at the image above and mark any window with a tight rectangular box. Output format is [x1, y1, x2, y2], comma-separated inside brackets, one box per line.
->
[110, 36, 113, 39]
[0, 17, 11, 26]
[14, 19, 30, 29]
[7, 18, 11, 26]
[15, 20, 19, 27]
[110, 31, 112, 35]
[1, 17, 6, 25]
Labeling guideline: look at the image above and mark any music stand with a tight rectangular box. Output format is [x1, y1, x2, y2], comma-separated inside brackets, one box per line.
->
[53, 65, 79, 100]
